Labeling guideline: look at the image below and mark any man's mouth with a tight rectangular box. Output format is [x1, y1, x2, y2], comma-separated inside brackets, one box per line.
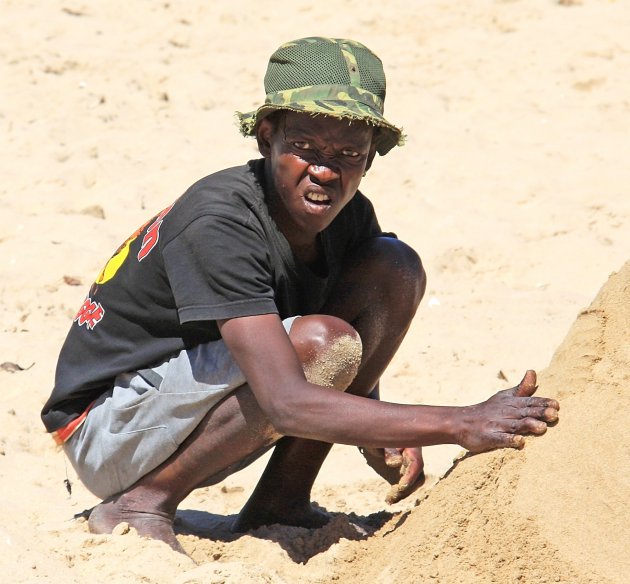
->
[305, 191, 331, 205]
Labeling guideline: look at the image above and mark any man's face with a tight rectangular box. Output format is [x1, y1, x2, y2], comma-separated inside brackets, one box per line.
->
[257, 111, 376, 243]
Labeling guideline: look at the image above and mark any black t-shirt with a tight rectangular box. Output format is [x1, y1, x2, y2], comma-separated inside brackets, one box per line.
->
[41, 160, 383, 432]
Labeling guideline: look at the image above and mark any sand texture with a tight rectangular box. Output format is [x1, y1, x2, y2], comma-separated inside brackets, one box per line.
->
[1, 1, 629, 583]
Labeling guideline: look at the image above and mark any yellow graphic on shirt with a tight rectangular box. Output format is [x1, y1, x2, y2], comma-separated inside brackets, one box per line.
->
[93, 203, 173, 286]
[95, 229, 143, 285]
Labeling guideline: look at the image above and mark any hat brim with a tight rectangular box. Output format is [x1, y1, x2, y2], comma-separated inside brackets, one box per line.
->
[236, 102, 404, 156]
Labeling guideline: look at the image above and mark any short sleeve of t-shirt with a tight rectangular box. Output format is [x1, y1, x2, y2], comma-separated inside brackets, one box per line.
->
[162, 212, 278, 323]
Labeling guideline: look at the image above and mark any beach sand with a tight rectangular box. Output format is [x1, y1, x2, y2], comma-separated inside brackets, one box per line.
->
[1, 1, 628, 582]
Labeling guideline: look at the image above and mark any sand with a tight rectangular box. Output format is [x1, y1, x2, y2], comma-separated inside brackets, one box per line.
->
[1, 1, 629, 582]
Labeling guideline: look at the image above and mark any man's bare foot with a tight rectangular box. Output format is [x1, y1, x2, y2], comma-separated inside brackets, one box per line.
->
[88, 496, 186, 554]
[232, 497, 330, 532]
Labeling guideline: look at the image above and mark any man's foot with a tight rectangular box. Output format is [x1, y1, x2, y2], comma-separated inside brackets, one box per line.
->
[232, 497, 330, 532]
[88, 497, 186, 554]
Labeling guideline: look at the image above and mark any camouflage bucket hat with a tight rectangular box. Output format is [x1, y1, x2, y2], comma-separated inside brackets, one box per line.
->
[237, 37, 404, 156]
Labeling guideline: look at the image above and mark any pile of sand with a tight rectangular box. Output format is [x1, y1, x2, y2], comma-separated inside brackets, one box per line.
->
[329, 260, 630, 584]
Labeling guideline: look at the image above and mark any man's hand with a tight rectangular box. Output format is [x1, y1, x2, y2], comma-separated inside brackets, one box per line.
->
[457, 370, 559, 453]
[359, 446, 425, 504]
[383, 446, 425, 504]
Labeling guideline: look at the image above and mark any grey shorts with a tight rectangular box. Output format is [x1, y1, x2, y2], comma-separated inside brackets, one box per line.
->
[64, 317, 298, 499]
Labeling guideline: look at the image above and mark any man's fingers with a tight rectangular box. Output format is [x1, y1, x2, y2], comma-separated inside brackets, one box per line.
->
[522, 405, 559, 423]
[483, 432, 527, 451]
[385, 451, 425, 504]
[399, 451, 412, 485]
[489, 418, 548, 452]
[512, 369, 538, 398]
[522, 396, 560, 411]
[384, 447, 404, 468]
[464, 376, 560, 454]
[520, 417, 548, 435]
[360, 447, 404, 485]
[506, 415, 549, 435]
[509, 434, 526, 449]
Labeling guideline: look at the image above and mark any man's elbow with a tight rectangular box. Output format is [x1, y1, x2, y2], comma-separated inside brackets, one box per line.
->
[262, 397, 305, 438]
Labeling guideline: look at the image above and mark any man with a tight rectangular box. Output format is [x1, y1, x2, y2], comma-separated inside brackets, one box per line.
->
[41, 37, 559, 553]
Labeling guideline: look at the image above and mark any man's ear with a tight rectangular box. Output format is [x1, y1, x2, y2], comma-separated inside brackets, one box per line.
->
[364, 140, 378, 173]
[255, 118, 274, 158]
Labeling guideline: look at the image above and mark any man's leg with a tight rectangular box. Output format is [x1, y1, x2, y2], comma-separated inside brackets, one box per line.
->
[87, 314, 362, 552]
[233, 237, 426, 531]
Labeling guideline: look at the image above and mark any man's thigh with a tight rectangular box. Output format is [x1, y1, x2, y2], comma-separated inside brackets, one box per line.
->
[64, 317, 299, 499]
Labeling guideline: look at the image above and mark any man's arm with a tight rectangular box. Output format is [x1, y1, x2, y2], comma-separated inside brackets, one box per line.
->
[218, 313, 558, 452]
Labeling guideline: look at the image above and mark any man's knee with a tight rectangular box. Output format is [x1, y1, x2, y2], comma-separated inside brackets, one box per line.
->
[289, 315, 362, 391]
[358, 236, 427, 312]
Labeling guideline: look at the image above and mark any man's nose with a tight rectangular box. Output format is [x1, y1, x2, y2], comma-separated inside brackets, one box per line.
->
[307, 162, 339, 183]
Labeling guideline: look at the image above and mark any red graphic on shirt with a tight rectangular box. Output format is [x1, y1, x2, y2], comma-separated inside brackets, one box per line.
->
[74, 297, 105, 330]
[137, 204, 173, 262]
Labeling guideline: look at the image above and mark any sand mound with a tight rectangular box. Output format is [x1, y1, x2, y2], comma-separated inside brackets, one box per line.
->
[332, 260, 630, 584]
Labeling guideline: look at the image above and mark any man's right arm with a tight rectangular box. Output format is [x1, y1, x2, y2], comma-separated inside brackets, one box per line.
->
[217, 314, 559, 453]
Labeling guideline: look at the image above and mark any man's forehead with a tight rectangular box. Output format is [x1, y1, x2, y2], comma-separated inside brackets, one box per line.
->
[282, 111, 373, 141]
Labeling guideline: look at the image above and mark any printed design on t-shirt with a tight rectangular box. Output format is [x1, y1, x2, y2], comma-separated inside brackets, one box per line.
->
[74, 296, 105, 330]
[94, 203, 174, 285]
[137, 204, 173, 262]
[95, 225, 145, 285]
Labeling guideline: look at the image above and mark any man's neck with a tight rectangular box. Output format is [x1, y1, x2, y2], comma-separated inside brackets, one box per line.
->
[291, 238, 321, 266]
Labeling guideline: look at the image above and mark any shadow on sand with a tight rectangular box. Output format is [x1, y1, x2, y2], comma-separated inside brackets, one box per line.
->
[175, 506, 395, 563]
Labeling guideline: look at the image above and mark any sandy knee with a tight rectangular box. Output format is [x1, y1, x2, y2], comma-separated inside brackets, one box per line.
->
[289, 315, 362, 391]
